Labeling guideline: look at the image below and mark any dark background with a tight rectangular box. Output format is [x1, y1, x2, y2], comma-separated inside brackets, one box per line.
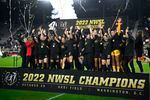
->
[0, 0, 149, 26]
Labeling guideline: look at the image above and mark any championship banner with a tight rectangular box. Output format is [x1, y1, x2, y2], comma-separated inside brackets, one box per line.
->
[0, 68, 149, 100]
[57, 19, 105, 29]
[49, 17, 127, 34]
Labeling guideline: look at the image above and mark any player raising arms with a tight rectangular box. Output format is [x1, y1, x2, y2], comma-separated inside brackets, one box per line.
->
[100, 27, 112, 72]
[60, 35, 67, 69]
[48, 30, 61, 70]
[93, 28, 102, 71]
[37, 28, 49, 69]
[134, 30, 144, 72]
[122, 27, 135, 73]
[76, 27, 85, 70]
[64, 27, 74, 69]
[31, 29, 39, 69]
[110, 31, 126, 72]
[109, 18, 126, 72]
[83, 27, 94, 71]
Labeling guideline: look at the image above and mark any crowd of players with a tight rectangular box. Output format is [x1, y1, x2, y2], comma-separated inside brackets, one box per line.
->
[17, 23, 149, 73]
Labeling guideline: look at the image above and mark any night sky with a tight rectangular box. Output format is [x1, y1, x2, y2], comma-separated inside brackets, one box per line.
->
[0, 0, 150, 26]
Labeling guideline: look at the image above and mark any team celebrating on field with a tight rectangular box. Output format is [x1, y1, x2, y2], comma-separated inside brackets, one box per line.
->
[17, 18, 149, 73]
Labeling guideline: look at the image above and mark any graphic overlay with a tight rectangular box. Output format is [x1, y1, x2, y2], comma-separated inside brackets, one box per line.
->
[4, 72, 17, 86]
[0, 68, 149, 100]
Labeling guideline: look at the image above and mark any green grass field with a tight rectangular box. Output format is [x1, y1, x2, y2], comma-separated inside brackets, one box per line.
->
[0, 56, 149, 100]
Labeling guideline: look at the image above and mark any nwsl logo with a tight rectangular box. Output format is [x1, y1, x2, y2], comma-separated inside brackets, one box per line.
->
[4, 72, 17, 86]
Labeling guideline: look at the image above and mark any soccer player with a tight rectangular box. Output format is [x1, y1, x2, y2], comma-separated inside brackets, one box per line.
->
[60, 35, 67, 69]
[37, 29, 49, 69]
[72, 29, 79, 70]
[31, 29, 39, 69]
[83, 30, 94, 71]
[17, 34, 27, 68]
[101, 28, 111, 72]
[77, 29, 85, 71]
[134, 30, 144, 72]
[122, 27, 135, 73]
[93, 29, 102, 71]
[49, 30, 61, 69]
[64, 28, 74, 69]
[110, 30, 125, 72]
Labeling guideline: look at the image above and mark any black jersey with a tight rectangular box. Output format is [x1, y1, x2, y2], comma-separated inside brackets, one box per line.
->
[78, 38, 85, 56]
[72, 35, 78, 56]
[101, 38, 111, 59]
[83, 38, 94, 70]
[110, 34, 125, 51]
[65, 39, 74, 55]
[124, 34, 135, 56]
[49, 40, 60, 58]
[18, 38, 26, 57]
[32, 42, 39, 57]
[38, 41, 48, 55]
[103, 40, 109, 50]
[60, 42, 67, 58]
[37, 34, 49, 59]
[94, 36, 103, 53]
[84, 38, 94, 55]
[99, 41, 104, 53]
[37, 41, 48, 59]
[32, 37, 39, 58]
[135, 35, 143, 57]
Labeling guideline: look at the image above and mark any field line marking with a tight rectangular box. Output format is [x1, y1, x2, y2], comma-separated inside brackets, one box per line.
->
[47, 93, 65, 100]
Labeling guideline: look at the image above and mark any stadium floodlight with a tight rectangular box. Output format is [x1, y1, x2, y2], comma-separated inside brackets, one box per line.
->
[37, 0, 77, 19]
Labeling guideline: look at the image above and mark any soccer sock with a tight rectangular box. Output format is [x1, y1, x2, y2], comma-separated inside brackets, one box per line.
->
[78, 60, 84, 71]
[102, 65, 106, 72]
[50, 62, 55, 69]
[120, 66, 124, 72]
[107, 65, 111, 72]
[81, 63, 84, 71]
[34, 64, 37, 69]
[98, 63, 102, 72]
[117, 66, 120, 72]
[99, 67, 102, 72]
[44, 63, 48, 69]
[61, 61, 65, 69]
[136, 61, 143, 72]
[94, 62, 98, 71]
[64, 61, 67, 69]
[71, 62, 74, 69]
[112, 66, 116, 72]
[56, 62, 60, 69]
[130, 61, 135, 73]
[65, 62, 70, 70]
[78, 63, 82, 70]
[95, 65, 98, 71]
[35, 64, 38, 69]
[39, 63, 42, 69]
[68, 62, 73, 70]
